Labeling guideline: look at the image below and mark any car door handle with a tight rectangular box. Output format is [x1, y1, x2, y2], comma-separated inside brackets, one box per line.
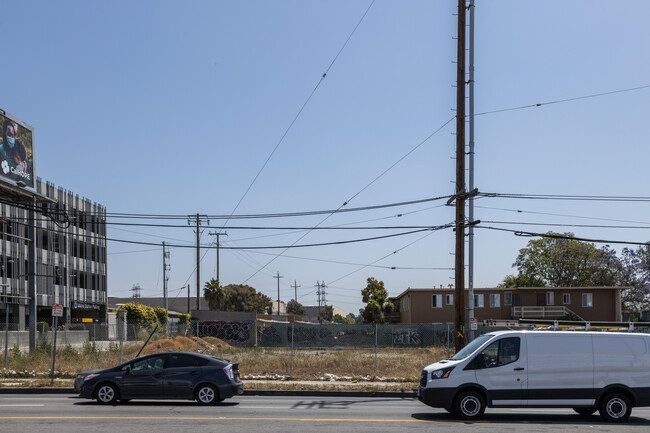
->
[190, 371, 197, 375]
[154, 373, 162, 378]
[514, 367, 525, 371]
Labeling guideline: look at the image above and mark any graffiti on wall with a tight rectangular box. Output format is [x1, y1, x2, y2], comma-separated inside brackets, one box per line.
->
[392, 328, 422, 346]
[195, 320, 254, 344]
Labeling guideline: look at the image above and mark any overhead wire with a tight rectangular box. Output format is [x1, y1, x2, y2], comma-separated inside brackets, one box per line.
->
[476, 84, 650, 117]
[240, 116, 456, 283]
[216, 0, 377, 235]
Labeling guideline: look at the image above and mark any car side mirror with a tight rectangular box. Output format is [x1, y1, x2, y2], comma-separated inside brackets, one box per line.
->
[125, 365, 132, 374]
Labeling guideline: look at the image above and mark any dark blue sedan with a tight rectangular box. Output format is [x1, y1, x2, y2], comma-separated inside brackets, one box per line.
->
[76, 352, 243, 405]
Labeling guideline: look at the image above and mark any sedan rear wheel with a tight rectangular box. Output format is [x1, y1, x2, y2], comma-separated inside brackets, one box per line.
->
[95, 383, 118, 405]
[196, 384, 219, 405]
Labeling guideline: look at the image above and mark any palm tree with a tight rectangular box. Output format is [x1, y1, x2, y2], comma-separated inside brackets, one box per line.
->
[203, 278, 230, 311]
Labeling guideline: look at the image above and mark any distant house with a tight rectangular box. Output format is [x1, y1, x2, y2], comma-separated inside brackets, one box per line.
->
[304, 305, 347, 319]
[388, 287, 623, 324]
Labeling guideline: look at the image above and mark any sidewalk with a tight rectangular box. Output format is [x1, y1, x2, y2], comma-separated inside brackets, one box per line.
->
[0, 378, 418, 398]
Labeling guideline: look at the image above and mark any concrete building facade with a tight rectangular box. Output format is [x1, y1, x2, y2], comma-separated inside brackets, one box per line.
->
[0, 178, 107, 329]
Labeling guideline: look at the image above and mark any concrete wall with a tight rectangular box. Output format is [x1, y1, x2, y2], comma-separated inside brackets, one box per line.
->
[0, 330, 90, 352]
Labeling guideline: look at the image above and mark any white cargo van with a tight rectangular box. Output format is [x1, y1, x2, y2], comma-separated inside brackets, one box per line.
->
[418, 330, 650, 422]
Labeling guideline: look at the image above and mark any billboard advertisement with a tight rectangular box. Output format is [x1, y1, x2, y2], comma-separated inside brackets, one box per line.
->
[0, 109, 35, 191]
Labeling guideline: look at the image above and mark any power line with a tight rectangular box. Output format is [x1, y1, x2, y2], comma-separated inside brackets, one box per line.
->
[482, 220, 650, 230]
[477, 226, 650, 246]
[240, 116, 456, 283]
[479, 192, 650, 202]
[107, 225, 451, 250]
[475, 84, 650, 117]
[217, 0, 376, 234]
[475, 205, 650, 226]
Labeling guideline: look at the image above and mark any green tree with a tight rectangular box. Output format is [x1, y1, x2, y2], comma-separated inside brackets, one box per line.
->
[507, 233, 621, 287]
[222, 284, 273, 314]
[153, 307, 168, 326]
[203, 278, 230, 311]
[360, 277, 394, 324]
[116, 303, 159, 326]
[619, 245, 650, 316]
[177, 314, 191, 325]
[318, 305, 334, 322]
[286, 299, 307, 315]
[498, 274, 546, 288]
[333, 313, 354, 324]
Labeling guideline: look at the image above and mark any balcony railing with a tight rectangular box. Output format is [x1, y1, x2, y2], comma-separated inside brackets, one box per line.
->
[512, 306, 582, 320]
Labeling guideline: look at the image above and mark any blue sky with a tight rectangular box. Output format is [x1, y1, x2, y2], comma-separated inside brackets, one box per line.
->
[2, 0, 650, 315]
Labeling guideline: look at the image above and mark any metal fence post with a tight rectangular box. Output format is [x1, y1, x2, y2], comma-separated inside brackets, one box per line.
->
[290, 322, 294, 377]
[374, 322, 378, 377]
[447, 323, 451, 358]
[4, 306, 9, 367]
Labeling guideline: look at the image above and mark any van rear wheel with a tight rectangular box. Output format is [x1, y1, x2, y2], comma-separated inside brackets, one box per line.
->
[573, 407, 596, 416]
[598, 393, 631, 422]
[453, 390, 486, 420]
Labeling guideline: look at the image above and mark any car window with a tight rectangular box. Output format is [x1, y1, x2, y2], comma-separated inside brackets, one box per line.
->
[478, 337, 520, 368]
[126, 355, 167, 371]
[498, 337, 520, 366]
[167, 354, 199, 368]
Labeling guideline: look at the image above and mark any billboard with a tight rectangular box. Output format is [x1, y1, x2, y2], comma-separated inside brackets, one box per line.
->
[0, 109, 35, 191]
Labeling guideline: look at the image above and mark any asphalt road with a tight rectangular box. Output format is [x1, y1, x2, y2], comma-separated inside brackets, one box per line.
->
[1, 394, 650, 433]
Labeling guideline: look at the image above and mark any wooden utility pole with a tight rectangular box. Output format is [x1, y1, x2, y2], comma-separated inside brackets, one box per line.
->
[209, 231, 228, 283]
[273, 271, 283, 315]
[188, 214, 209, 311]
[454, 0, 467, 352]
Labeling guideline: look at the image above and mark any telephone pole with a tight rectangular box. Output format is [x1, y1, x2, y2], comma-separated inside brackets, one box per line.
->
[208, 231, 228, 283]
[454, 0, 467, 352]
[188, 214, 209, 311]
[162, 242, 170, 311]
[291, 280, 300, 302]
[316, 281, 327, 320]
[273, 272, 283, 315]
[468, 0, 476, 341]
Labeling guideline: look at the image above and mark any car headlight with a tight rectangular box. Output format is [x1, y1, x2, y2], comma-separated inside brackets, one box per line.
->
[83, 374, 100, 382]
[430, 367, 455, 380]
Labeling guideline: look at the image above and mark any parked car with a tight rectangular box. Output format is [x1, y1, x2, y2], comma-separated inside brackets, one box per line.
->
[76, 352, 243, 405]
[418, 330, 650, 422]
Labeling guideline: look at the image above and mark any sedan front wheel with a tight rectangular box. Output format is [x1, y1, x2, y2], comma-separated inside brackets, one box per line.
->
[95, 383, 118, 405]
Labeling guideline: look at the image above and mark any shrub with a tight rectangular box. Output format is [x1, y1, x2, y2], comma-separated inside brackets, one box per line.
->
[154, 307, 168, 326]
[178, 314, 190, 325]
[36, 321, 51, 332]
[117, 303, 159, 326]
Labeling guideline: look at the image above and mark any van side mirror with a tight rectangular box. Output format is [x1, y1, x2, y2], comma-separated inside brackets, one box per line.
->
[465, 354, 484, 370]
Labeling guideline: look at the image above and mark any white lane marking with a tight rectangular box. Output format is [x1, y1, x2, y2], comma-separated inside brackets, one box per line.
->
[0, 404, 45, 407]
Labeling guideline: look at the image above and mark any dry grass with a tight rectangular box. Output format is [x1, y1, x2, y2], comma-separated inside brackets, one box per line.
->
[0, 336, 449, 384]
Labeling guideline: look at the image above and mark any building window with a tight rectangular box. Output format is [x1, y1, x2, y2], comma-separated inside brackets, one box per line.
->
[563, 293, 570, 304]
[546, 291, 554, 306]
[432, 294, 442, 308]
[474, 294, 484, 308]
[446, 294, 454, 305]
[504, 291, 512, 306]
[490, 294, 501, 308]
[582, 293, 593, 307]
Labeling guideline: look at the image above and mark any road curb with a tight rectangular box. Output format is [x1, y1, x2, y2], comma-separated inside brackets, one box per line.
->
[0, 387, 417, 398]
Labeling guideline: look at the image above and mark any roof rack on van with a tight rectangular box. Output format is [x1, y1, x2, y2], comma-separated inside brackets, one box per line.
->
[517, 319, 650, 331]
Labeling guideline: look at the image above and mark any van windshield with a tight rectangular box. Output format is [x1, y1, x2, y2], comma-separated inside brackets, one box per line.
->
[451, 334, 493, 360]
